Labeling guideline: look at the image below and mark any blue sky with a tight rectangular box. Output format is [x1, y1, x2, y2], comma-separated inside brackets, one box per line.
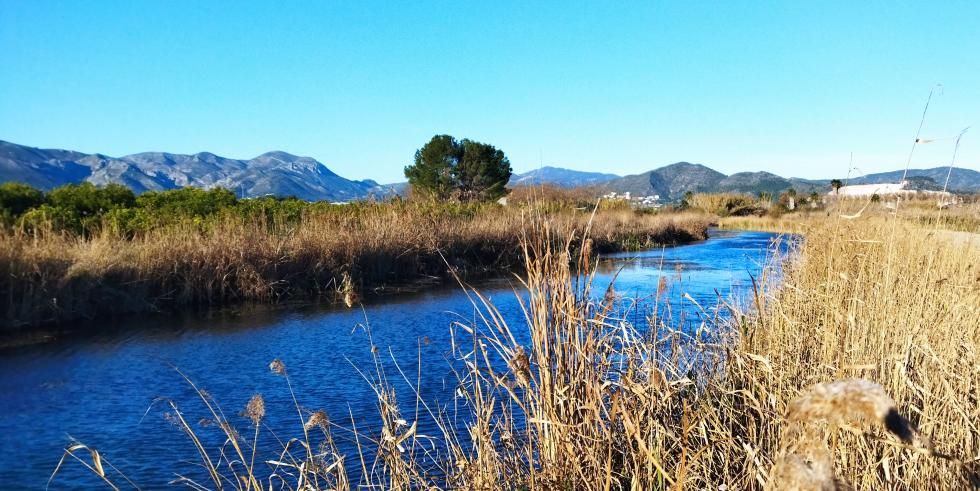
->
[2, 1, 978, 183]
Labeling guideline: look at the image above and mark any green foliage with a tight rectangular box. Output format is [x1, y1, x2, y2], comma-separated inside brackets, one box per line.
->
[404, 134, 512, 202]
[0, 182, 243, 236]
[680, 191, 695, 208]
[48, 182, 136, 216]
[0, 182, 45, 218]
[235, 196, 311, 224]
[136, 187, 237, 219]
[456, 139, 511, 201]
[404, 134, 459, 200]
[18, 204, 80, 233]
[831, 179, 844, 193]
[17, 183, 138, 234]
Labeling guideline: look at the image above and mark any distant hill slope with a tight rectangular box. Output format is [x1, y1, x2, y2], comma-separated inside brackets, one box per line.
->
[715, 171, 790, 195]
[600, 163, 978, 200]
[509, 166, 619, 188]
[848, 167, 980, 191]
[0, 140, 392, 201]
[4, 139, 977, 201]
[603, 162, 725, 200]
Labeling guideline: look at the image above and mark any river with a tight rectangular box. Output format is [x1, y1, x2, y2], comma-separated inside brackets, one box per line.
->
[0, 229, 790, 489]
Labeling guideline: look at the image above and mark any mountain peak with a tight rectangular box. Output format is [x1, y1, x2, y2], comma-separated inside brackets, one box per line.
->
[254, 150, 304, 161]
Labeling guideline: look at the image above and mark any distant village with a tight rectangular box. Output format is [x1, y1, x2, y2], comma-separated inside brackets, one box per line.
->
[601, 191, 664, 208]
[599, 179, 962, 210]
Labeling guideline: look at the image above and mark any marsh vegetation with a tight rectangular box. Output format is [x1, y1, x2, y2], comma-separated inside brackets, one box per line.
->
[39, 193, 980, 489]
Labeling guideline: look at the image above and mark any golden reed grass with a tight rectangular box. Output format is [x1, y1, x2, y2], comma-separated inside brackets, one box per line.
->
[0, 201, 710, 329]
[51, 201, 979, 489]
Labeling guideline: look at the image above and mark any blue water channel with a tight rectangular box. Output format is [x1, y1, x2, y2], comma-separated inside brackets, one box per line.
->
[0, 229, 790, 489]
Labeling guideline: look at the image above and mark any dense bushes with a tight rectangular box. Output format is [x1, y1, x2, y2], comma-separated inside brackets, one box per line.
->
[0, 182, 349, 236]
[684, 190, 826, 217]
[0, 182, 45, 217]
[684, 192, 763, 216]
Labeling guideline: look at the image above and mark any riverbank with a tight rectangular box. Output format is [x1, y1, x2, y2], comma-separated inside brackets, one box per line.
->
[0, 201, 712, 329]
[38, 209, 980, 489]
[420, 214, 979, 489]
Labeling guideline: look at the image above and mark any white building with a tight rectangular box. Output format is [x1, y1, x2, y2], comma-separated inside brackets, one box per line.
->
[830, 182, 908, 198]
[830, 180, 956, 204]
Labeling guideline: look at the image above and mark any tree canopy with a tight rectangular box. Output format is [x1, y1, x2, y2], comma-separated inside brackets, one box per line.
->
[404, 135, 512, 201]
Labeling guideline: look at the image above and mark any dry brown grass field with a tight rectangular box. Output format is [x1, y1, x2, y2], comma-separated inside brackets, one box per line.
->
[51, 196, 980, 489]
[0, 200, 710, 329]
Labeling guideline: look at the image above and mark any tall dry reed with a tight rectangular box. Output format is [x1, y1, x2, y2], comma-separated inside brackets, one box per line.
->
[1, 203, 711, 329]
[51, 206, 979, 489]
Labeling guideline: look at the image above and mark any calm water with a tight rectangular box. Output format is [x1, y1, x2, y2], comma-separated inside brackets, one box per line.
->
[0, 229, 788, 489]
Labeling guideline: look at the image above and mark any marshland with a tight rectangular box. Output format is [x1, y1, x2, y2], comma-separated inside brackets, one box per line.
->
[4, 2, 980, 490]
[1, 186, 978, 489]
[0, 183, 712, 330]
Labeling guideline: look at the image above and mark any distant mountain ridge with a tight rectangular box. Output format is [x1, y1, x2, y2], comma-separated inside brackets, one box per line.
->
[509, 166, 619, 188]
[2, 139, 977, 201]
[0, 140, 392, 201]
[603, 162, 726, 199]
[847, 167, 979, 191]
[525, 163, 978, 200]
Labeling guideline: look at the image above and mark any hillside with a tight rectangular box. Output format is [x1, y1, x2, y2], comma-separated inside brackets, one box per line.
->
[596, 164, 977, 200]
[602, 162, 725, 200]
[509, 166, 619, 188]
[849, 167, 980, 191]
[715, 171, 791, 195]
[3, 139, 977, 201]
[0, 140, 392, 201]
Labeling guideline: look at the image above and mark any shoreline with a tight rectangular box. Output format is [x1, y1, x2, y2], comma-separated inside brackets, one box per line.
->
[1, 206, 712, 332]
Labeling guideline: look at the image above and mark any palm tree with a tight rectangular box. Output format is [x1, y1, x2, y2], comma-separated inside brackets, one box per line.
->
[831, 179, 844, 195]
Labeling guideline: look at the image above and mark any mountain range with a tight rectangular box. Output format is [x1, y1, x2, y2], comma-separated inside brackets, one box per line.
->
[509, 163, 979, 200]
[0, 140, 391, 201]
[2, 139, 977, 202]
[508, 166, 619, 188]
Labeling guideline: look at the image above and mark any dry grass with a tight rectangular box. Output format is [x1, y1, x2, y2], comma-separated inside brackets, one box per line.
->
[51, 203, 980, 489]
[0, 202, 711, 329]
[686, 192, 764, 216]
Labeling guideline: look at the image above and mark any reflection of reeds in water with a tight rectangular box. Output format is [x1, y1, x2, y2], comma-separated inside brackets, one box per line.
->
[50, 212, 980, 489]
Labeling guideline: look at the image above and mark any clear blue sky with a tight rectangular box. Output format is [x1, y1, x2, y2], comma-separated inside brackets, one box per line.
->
[2, 1, 978, 183]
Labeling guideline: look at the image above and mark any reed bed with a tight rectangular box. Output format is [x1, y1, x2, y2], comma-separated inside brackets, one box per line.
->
[50, 204, 979, 489]
[0, 202, 710, 329]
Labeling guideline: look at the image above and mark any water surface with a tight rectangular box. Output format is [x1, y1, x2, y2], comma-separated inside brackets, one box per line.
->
[0, 229, 788, 488]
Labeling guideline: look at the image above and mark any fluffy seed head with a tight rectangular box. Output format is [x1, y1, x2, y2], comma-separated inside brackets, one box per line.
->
[305, 410, 329, 431]
[242, 394, 265, 426]
[269, 358, 287, 375]
[509, 346, 531, 387]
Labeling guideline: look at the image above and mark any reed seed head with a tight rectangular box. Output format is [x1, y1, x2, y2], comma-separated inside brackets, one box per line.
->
[509, 346, 531, 387]
[786, 379, 911, 440]
[305, 410, 329, 431]
[771, 379, 920, 490]
[242, 393, 265, 426]
[269, 358, 287, 375]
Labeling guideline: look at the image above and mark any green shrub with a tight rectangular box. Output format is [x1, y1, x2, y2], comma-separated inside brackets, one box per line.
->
[18, 204, 80, 233]
[0, 182, 45, 218]
[136, 187, 237, 223]
[48, 182, 135, 216]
